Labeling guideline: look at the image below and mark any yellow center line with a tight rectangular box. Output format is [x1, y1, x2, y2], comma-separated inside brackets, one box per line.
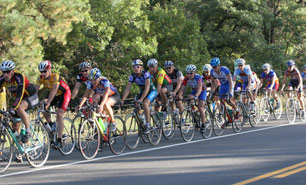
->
[233, 161, 306, 185]
[273, 165, 306, 178]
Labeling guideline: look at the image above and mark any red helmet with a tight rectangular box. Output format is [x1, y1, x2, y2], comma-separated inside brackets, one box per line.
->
[38, 60, 51, 71]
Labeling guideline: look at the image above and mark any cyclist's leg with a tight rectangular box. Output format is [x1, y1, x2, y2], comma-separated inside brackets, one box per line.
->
[104, 92, 120, 130]
[143, 91, 158, 131]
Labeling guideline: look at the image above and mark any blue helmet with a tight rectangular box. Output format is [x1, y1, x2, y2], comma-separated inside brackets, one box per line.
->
[89, 68, 102, 80]
[164, 60, 174, 67]
[210, 57, 220, 67]
[287, 60, 295, 66]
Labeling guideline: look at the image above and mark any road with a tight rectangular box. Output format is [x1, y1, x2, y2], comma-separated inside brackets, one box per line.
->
[1, 116, 306, 185]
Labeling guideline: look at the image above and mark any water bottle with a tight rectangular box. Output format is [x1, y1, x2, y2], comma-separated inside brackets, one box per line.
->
[20, 128, 26, 137]
[270, 98, 274, 105]
[51, 122, 57, 132]
[139, 114, 145, 124]
[227, 108, 233, 118]
[104, 121, 108, 134]
[44, 122, 52, 132]
[98, 118, 106, 133]
[173, 108, 179, 116]
[212, 102, 216, 111]
[13, 131, 21, 141]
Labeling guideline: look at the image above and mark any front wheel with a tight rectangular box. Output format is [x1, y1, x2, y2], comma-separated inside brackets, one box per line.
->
[260, 98, 270, 122]
[273, 98, 282, 120]
[26, 122, 50, 168]
[179, 109, 195, 142]
[250, 100, 260, 127]
[59, 118, 76, 156]
[286, 99, 296, 124]
[124, 113, 140, 150]
[79, 120, 100, 160]
[161, 108, 175, 140]
[109, 116, 127, 155]
[0, 128, 13, 173]
[213, 105, 226, 136]
[148, 112, 162, 146]
[201, 109, 212, 139]
[232, 103, 244, 133]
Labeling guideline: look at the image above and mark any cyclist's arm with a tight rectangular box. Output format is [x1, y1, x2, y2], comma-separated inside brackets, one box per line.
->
[46, 83, 59, 105]
[281, 72, 287, 91]
[121, 82, 132, 102]
[211, 76, 217, 92]
[173, 77, 183, 95]
[178, 84, 186, 99]
[139, 79, 150, 101]
[259, 79, 264, 89]
[11, 73, 26, 110]
[79, 88, 92, 107]
[232, 75, 237, 88]
[227, 74, 233, 96]
[270, 76, 276, 89]
[71, 82, 81, 100]
[247, 74, 252, 90]
[297, 70, 303, 89]
[195, 80, 203, 98]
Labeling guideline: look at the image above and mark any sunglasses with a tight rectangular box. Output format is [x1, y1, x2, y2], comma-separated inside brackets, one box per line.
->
[40, 71, 48, 73]
[133, 65, 141, 69]
[238, 65, 243, 67]
[81, 70, 89, 73]
[2, 70, 11, 74]
[165, 67, 172, 70]
[187, 72, 194, 75]
[212, 66, 218, 69]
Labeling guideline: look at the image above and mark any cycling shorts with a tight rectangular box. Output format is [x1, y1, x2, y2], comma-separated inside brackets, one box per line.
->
[191, 90, 207, 101]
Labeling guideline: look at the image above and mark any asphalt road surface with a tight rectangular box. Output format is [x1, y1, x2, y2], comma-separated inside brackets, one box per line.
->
[1, 116, 306, 185]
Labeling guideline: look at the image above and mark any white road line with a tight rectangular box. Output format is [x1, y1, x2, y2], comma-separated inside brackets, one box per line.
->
[0, 121, 300, 178]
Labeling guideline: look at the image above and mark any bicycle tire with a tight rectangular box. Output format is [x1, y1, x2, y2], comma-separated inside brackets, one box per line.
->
[124, 113, 140, 150]
[179, 109, 195, 142]
[109, 116, 127, 155]
[0, 128, 13, 173]
[201, 108, 212, 139]
[260, 98, 270, 122]
[72, 115, 85, 151]
[250, 100, 260, 127]
[26, 121, 50, 168]
[298, 99, 306, 122]
[286, 99, 296, 124]
[273, 98, 282, 120]
[232, 103, 244, 133]
[162, 106, 175, 140]
[213, 105, 226, 136]
[148, 112, 162, 146]
[79, 120, 100, 160]
[59, 117, 76, 156]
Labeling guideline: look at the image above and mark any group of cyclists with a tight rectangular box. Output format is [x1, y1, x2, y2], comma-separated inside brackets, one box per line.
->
[0, 56, 305, 151]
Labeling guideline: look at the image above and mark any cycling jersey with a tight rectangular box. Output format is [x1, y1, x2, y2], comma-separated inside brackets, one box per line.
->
[182, 74, 205, 91]
[210, 66, 231, 85]
[260, 70, 279, 89]
[76, 73, 89, 86]
[301, 72, 306, 88]
[87, 76, 117, 96]
[128, 70, 155, 91]
[166, 68, 183, 88]
[234, 67, 255, 83]
[150, 68, 172, 87]
[285, 68, 301, 80]
[0, 71, 36, 110]
[37, 73, 70, 96]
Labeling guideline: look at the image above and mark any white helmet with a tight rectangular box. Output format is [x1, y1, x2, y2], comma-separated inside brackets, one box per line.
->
[164, 61, 174, 67]
[202, 64, 212, 72]
[79, 62, 91, 69]
[38, 60, 51, 71]
[262, 63, 271, 70]
[186, 64, 197, 72]
[0, 60, 15, 71]
[147, 59, 158, 67]
[235, 58, 245, 65]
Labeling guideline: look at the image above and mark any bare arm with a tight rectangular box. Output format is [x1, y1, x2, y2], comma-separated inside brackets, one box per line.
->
[71, 82, 82, 100]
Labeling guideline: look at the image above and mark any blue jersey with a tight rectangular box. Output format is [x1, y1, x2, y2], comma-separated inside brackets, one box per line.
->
[87, 76, 117, 95]
[128, 70, 151, 91]
[260, 70, 278, 83]
[210, 66, 231, 85]
[234, 67, 254, 83]
[182, 74, 205, 91]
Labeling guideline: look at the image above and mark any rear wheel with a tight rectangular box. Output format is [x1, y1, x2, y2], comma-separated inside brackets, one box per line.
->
[148, 112, 162, 146]
[273, 98, 282, 120]
[201, 109, 213, 139]
[124, 113, 140, 150]
[179, 109, 195, 142]
[161, 107, 175, 140]
[213, 105, 226, 136]
[286, 99, 296, 124]
[250, 100, 260, 127]
[72, 115, 84, 150]
[79, 120, 100, 160]
[260, 98, 270, 122]
[26, 122, 50, 168]
[59, 118, 76, 156]
[0, 128, 13, 173]
[109, 116, 127, 155]
[232, 103, 244, 133]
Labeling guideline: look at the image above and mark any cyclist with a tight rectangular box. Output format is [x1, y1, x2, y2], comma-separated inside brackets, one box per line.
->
[210, 57, 239, 119]
[280, 60, 304, 111]
[232, 59, 256, 112]
[78, 68, 120, 132]
[71, 62, 92, 100]
[177, 64, 207, 133]
[121, 59, 157, 133]
[202, 64, 220, 105]
[260, 63, 280, 109]
[301, 65, 306, 94]
[147, 59, 172, 116]
[35, 60, 71, 149]
[0, 60, 38, 143]
[164, 60, 184, 112]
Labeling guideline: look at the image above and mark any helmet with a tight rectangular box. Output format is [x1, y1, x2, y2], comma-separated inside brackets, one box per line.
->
[132, 59, 143, 67]
[287, 60, 295, 66]
[262, 63, 271, 70]
[0, 60, 15, 71]
[303, 65, 306, 69]
[89, 68, 102, 80]
[79, 62, 91, 69]
[202, 64, 212, 72]
[38, 60, 51, 71]
[235, 58, 245, 65]
[210, 57, 220, 67]
[164, 61, 174, 67]
[147, 59, 158, 67]
[186, 64, 197, 72]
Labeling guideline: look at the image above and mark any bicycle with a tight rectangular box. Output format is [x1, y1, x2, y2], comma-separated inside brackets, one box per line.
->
[124, 100, 162, 149]
[179, 97, 213, 142]
[78, 104, 127, 159]
[0, 110, 50, 173]
[260, 89, 282, 121]
[31, 102, 76, 155]
[284, 89, 306, 124]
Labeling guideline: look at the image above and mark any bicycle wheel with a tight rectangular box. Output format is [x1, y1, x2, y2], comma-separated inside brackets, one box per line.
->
[179, 109, 195, 142]
[26, 121, 50, 168]
[59, 117, 76, 156]
[0, 128, 13, 173]
[298, 99, 306, 122]
[148, 112, 162, 146]
[285, 99, 296, 124]
[72, 115, 84, 150]
[250, 100, 260, 127]
[213, 105, 226, 136]
[232, 103, 244, 133]
[260, 98, 270, 122]
[79, 120, 100, 160]
[273, 98, 282, 120]
[162, 106, 175, 140]
[201, 109, 212, 139]
[109, 116, 127, 155]
[124, 113, 140, 150]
